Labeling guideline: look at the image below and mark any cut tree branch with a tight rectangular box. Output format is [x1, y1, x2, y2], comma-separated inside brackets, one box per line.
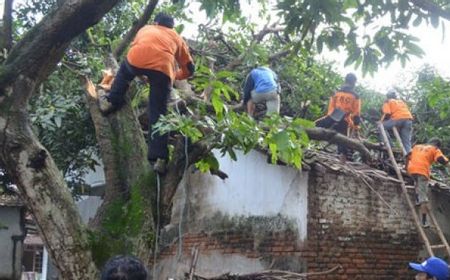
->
[305, 127, 371, 162]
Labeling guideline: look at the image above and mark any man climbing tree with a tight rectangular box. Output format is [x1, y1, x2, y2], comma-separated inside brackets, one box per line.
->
[99, 12, 195, 173]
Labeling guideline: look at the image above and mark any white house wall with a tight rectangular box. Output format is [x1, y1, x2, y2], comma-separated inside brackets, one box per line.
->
[170, 149, 308, 240]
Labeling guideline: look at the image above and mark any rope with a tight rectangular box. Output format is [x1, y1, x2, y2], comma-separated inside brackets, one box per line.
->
[174, 98, 190, 261]
[347, 164, 403, 217]
[152, 173, 161, 280]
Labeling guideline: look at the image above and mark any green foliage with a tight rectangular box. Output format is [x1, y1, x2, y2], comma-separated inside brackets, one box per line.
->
[195, 153, 219, 172]
[263, 115, 313, 168]
[404, 66, 450, 154]
[277, 0, 436, 75]
[275, 54, 343, 120]
[156, 108, 313, 171]
[29, 67, 98, 192]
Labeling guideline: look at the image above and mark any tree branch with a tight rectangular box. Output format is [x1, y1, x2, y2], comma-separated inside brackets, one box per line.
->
[0, 0, 13, 51]
[305, 127, 372, 162]
[0, 0, 120, 89]
[112, 0, 159, 59]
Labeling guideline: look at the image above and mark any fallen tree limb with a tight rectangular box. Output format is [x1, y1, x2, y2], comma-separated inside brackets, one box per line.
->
[192, 264, 342, 279]
[305, 127, 372, 162]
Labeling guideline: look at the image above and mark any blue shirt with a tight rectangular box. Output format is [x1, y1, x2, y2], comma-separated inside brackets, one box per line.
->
[243, 67, 278, 104]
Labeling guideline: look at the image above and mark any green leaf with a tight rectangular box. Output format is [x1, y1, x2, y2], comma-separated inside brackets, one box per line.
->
[412, 15, 422, 27]
[405, 42, 424, 57]
[54, 116, 62, 128]
[211, 94, 224, 117]
[430, 15, 440, 28]
[343, 0, 358, 9]
[269, 143, 278, 164]
[272, 131, 290, 151]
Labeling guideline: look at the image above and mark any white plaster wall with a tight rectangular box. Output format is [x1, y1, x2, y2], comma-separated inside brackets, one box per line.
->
[81, 159, 105, 188]
[155, 251, 265, 279]
[172, 149, 308, 239]
[0, 207, 23, 279]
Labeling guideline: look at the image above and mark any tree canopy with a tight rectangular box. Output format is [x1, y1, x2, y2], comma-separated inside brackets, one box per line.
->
[1, 0, 450, 278]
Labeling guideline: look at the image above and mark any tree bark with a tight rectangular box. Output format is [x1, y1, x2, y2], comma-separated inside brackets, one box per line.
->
[0, 0, 121, 278]
[85, 79, 156, 261]
[305, 127, 372, 162]
[0, 0, 121, 89]
[0, 0, 13, 51]
[0, 76, 98, 279]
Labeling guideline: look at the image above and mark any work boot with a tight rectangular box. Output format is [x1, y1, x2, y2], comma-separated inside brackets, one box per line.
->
[151, 158, 167, 174]
[98, 94, 118, 116]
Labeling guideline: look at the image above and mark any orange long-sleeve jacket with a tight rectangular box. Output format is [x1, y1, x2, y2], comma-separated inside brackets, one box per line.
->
[327, 90, 361, 126]
[381, 99, 413, 121]
[407, 144, 448, 178]
[126, 25, 193, 81]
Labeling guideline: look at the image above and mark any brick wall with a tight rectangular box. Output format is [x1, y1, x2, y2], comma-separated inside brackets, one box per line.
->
[156, 161, 422, 279]
[305, 164, 421, 279]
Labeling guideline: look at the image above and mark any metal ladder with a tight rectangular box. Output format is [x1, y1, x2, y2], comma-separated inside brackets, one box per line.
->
[378, 123, 450, 257]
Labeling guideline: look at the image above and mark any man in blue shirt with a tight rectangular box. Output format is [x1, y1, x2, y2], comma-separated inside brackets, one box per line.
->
[243, 66, 280, 117]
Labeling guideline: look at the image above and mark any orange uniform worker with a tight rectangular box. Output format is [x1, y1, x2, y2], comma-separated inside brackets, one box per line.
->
[381, 91, 413, 153]
[407, 138, 449, 227]
[100, 13, 194, 173]
[316, 73, 361, 159]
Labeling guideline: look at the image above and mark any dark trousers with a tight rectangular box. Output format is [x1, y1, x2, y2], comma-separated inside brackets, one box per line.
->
[109, 59, 171, 160]
[316, 115, 349, 155]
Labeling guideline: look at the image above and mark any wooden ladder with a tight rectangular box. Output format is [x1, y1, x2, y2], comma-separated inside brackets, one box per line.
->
[378, 123, 450, 257]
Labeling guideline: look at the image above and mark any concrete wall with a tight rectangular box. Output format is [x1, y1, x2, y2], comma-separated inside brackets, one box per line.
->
[0, 206, 24, 280]
[155, 151, 422, 279]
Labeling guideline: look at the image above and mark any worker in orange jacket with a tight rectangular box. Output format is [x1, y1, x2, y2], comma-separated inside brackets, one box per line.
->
[316, 73, 361, 160]
[407, 138, 449, 227]
[100, 13, 194, 173]
[381, 90, 413, 153]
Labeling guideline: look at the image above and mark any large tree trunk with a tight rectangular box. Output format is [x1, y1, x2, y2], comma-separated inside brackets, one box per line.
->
[85, 78, 156, 261]
[0, 77, 98, 278]
[0, 0, 121, 278]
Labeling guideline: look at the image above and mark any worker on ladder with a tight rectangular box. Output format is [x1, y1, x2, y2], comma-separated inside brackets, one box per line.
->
[316, 73, 361, 162]
[406, 138, 449, 227]
[381, 90, 413, 154]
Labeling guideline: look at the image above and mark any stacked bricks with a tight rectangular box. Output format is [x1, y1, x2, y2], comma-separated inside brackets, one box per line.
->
[158, 162, 422, 279]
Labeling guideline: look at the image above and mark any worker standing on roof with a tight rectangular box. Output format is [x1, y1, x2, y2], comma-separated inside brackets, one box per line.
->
[381, 90, 413, 154]
[407, 138, 449, 227]
[316, 73, 361, 161]
[99, 13, 195, 173]
[409, 256, 449, 280]
[243, 66, 280, 118]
